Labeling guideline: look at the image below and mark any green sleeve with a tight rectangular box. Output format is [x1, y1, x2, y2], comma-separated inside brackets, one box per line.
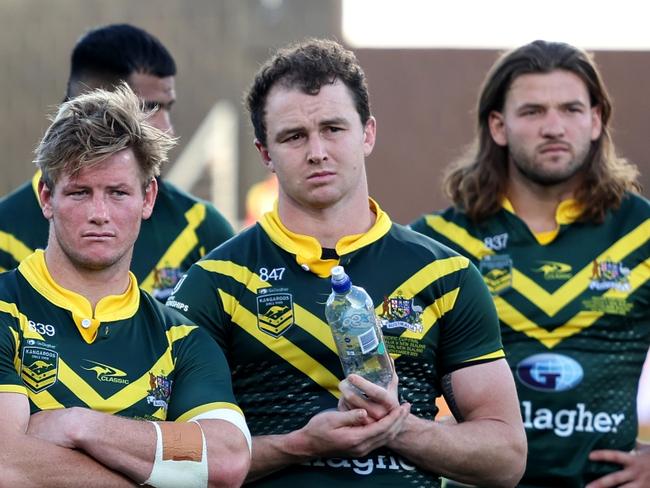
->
[437, 261, 504, 374]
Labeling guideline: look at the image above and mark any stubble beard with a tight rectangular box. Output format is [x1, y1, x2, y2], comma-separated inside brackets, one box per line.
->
[509, 141, 593, 187]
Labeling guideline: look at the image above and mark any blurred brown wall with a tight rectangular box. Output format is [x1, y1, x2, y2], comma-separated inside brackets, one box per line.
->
[357, 48, 650, 224]
[1, 1, 648, 225]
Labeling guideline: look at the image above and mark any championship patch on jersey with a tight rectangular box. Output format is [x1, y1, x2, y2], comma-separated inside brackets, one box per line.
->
[21, 345, 59, 393]
[256, 288, 294, 338]
[589, 259, 631, 291]
[479, 254, 513, 295]
[146, 372, 173, 412]
[152, 266, 185, 301]
[378, 293, 423, 333]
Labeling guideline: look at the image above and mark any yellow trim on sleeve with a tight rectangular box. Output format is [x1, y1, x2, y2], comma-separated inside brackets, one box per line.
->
[464, 349, 505, 362]
[176, 402, 244, 422]
[0, 384, 29, 395]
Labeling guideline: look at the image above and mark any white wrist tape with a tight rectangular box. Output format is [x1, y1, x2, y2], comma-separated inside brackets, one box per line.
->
[143, 420, 208, 488]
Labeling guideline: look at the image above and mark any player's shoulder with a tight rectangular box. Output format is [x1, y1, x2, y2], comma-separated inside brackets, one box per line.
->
[0, 180, 39, 215]
[388, 221, 468, 262]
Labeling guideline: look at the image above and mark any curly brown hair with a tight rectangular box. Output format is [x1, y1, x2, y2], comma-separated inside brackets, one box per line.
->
[245, 38, 371, 147]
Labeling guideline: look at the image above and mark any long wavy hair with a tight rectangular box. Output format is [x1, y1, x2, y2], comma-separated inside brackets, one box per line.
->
[445, 40, 640, 224]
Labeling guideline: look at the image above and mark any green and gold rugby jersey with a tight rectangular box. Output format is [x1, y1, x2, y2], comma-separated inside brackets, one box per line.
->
[0, 250, 242, 422]
[0, 173, 234, 301]
[168, 199, 504, 487]
[411, 193, 650, 487]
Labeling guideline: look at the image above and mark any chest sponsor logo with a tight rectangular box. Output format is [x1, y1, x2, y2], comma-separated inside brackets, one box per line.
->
[589, 259, 631, 291]
[533, 261, 573, 280]
[483, 232, 508, 251]
[516, 353, 583, 392]
[21, 346, 59, 393]
[256, 288, 294, 338]
[479, 254, 512, 295]
[522, 401, 625, 438]
[152, 266, 185, 301]
[82, 360, 130, 384]
[378, 293, 423, 333]
[146, 372, 173, 411]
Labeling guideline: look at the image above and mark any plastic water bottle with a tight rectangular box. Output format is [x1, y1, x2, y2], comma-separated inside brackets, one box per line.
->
[325, 265, 393, 389]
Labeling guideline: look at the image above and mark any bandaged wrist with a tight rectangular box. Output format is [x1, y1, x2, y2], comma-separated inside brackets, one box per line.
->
[143, 420, 208, 488]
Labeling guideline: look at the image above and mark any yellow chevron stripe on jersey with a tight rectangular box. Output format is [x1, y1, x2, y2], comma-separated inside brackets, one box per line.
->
[198, 259, 271, 293]
[294, 305, 337, 353]
[141, 203, 207, 293]
[219, 290, 341, 398]
[498, 258, 650, 348]
[177, 401, 244, 422]
[30, 389, 65, 410]
[196, 260, 338, 351]
[166, 324, 197, 343]
[0, 300, 42, 343]
[0, 231, 33, 266]
[427, 215, 650, 315]
[57, 347, 176, 414]
[423, 215, 492, 259]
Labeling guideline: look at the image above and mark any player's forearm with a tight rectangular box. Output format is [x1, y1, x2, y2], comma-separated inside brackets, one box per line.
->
[0, 431, 135, 488]
[388, 414, 526, 487]
[246, 431, 311, 483]
[65, 408, 156, 484]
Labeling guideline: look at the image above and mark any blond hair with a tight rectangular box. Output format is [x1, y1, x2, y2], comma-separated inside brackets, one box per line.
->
[34, 83, 176, 189]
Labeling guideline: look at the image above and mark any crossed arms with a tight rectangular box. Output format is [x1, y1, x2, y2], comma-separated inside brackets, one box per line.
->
[0, 392, 250, 488]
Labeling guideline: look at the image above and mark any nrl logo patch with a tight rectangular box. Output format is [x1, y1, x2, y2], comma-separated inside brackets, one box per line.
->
[257, 288, 294, 338]
[21, 346, 59, 393]
[480, 254, 513, 295]
[378, 293, 423, 333]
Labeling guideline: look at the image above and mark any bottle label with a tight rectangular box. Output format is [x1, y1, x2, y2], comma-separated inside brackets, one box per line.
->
[358, 327, 379, 354]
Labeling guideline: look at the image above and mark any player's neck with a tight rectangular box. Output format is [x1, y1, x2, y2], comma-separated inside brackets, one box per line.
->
[277, 192, 374, 248]
[506, 173, 579, 234]
[44, 246, 132, 311]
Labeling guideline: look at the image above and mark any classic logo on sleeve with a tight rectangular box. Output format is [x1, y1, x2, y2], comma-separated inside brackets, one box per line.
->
[21, 346, 59, 393]
[256, 288, 294, 338]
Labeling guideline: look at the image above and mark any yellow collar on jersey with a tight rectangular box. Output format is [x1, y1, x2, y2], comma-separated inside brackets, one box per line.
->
[502, 197, 583, 245]
[18, 250, 140, 343]
[259, 198, 392, 278]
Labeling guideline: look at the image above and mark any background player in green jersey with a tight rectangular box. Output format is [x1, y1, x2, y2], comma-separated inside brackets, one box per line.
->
[0, 23, 234, 301]
[0, 85, 250, 487]
[411, 40, 650, 487]
[167, 39, 526, 487]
